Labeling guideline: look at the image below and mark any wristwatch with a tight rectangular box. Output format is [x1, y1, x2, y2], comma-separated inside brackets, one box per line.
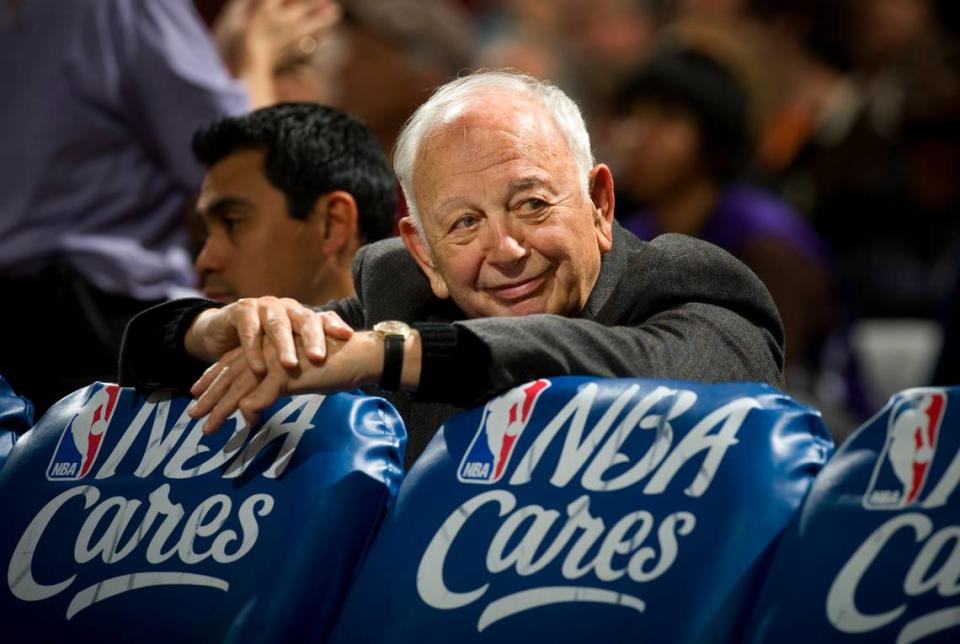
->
[372, 320, 413, 391]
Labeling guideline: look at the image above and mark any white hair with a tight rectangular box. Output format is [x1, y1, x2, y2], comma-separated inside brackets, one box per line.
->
[393, 70, 596, 234]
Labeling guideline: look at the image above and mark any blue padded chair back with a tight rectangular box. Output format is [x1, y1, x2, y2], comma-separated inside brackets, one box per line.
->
[0, 382, 405, 642]
[0, 374, 33, 471]
[330, 376, 832, 644]
[744, 386, 960, 643]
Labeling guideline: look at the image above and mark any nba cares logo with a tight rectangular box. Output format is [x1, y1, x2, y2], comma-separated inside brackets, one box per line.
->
[864, 389, 947, 509]
[46, 384, 120, 480]
[458, 379, 550, 484]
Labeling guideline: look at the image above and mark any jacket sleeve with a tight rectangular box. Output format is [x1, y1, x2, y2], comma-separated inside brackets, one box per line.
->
[118, 295, 365, 391]
[118, 297, 220, 391]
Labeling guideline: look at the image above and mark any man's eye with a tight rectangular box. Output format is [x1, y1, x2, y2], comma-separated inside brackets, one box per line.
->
[521, 198, 547, 212]
[451, 214, 480, 231]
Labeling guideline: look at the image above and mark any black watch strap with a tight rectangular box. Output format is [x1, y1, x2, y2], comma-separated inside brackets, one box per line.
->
[379, 333, 404, 391]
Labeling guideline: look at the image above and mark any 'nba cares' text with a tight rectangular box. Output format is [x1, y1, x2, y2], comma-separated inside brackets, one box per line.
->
[7, 384, 324, 619]
[418, 380, 761, 631]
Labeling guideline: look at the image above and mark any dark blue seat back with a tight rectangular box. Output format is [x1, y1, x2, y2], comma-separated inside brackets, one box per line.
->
[744, 386, 960, 643]
[330, 376, 832, 644]
[0, 374, 32, 472]
[0, 382, 405, 642]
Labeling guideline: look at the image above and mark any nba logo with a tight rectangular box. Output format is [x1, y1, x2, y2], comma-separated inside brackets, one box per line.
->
[864, 390, 947, 509]
[458, 379, 550, 484]
[47, 384, 120, 480]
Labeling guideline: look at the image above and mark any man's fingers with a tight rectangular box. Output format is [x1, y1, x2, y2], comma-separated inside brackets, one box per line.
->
[287, 304, 352, 362]
[190, 360, 226, 400]
[202, 368, 259, 435]
[206, 296, 328, 376]
[299, 2, 341, 33]
[283, 0, 337, 22]
[294, 310, 347, 362]
[322, 311, 354, 340]
[288, 306, 324, 361]
[245, 0, 268, 16]
[260, 298, 298, 368]
[238, 371, 287, 425]
[257, 0, 282, 13]
[233, 299, 266, 375]
[191, 356, 244, 423]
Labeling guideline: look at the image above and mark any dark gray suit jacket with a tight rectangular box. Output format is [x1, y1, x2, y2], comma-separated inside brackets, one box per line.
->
[121, 222, 784, 468]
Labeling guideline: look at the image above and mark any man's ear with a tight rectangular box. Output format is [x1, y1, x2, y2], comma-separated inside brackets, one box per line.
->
[399, 216, 450, 300]
[589, 163, 616, 253]
[313, 191, 358, 258]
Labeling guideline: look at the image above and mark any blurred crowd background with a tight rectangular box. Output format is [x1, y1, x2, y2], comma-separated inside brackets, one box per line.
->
[6, 0, 960, 442]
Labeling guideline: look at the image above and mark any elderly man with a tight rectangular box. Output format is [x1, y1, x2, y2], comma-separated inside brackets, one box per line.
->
[120, 71, 783, 466]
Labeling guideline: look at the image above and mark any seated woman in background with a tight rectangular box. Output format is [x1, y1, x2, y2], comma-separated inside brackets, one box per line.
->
[612, 45, 847, 410]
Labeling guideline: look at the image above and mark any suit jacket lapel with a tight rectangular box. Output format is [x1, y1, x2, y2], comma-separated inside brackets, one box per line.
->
[581, 220, 634, 322]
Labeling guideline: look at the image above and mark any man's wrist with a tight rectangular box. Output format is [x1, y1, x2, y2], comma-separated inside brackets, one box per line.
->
[184, 309, 217, 362]
[400, 330, 422, 392]
[359, 328, 421, 393]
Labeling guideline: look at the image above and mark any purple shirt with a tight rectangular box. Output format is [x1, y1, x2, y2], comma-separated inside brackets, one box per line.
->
[619, 184, 832, 269]
[0, 0, 248, 299]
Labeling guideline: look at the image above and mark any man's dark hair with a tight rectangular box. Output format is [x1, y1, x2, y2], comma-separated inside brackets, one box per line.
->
[192, 103, 397, 244]
[616, 48, 752, 184]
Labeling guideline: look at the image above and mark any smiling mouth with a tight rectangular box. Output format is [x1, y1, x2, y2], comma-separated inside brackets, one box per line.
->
[485, 273, 548, 301]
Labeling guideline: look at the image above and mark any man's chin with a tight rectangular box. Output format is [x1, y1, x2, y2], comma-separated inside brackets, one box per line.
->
[503, 298, 550, 317]
[495, 292, 584, 318]
[471, 295, 550, 318]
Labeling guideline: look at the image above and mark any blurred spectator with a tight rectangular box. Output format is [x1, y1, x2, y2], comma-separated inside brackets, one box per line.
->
[0, 0, 249, 416]
[193, 103, 397, 305]
[746, 0, 854, 181]
[475, 26, 566, 84]
[213, 0, 474, 154]
[214, 0, 344, 105]
[751, 0, 960, 320]
[557, 0, 662, 102]
[331, 0, 475, 153]
[611, 46, 840, 388]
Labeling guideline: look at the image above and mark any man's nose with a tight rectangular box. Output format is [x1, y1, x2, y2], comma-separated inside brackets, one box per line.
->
[483, 216, 528, 265]
[194, 233, 225, 275]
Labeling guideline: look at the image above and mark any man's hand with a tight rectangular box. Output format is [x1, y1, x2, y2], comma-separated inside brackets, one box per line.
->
[188, 331, 383, 433]
[237, 0, 341, 108]
[243, 0, 341, 71]
[184, 296, 353, 375]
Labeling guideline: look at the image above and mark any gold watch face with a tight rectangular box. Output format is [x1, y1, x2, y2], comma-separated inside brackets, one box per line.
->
[373, 320, 412, 337]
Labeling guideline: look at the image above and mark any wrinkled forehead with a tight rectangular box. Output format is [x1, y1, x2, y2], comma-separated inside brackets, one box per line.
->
[408, 90, 587, 239]
[416, 91, 567, 164]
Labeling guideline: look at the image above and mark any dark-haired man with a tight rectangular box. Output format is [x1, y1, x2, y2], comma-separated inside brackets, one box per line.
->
[192, 102, 396, 305]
